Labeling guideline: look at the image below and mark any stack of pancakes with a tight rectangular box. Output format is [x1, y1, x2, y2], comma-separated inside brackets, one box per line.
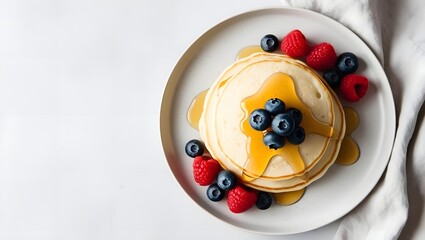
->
[199, 52, 346, 193]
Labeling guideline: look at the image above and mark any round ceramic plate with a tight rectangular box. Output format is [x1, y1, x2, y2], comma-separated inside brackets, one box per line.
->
[160, 7, 395, 235]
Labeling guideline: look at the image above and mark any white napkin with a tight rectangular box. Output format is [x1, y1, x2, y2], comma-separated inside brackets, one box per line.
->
[280, 0, 425, 239]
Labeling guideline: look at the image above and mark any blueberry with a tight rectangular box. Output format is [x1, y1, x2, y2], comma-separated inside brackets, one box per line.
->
[323, 70, 342, 89]
[265, 98, 286, 115]
[263, 131, 285, 150]
[256, 191, 273, 210]
[287, 126, 305, 145]
[185, 139, 204, 158]
[216, 170, 237, 190]
[249, 109, 272, 131]
[272, 113, 295, 136]
[260, 34, 280, 52]
[285, 108, 302, 126]
[206, 183, 225, 202]
[337, 52, 359, 74]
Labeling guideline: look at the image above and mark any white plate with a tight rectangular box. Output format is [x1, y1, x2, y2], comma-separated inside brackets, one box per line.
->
[160, 7, 395, 235]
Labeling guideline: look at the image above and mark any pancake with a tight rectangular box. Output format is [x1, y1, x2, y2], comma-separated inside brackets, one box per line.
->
[199, 52, 346, 193]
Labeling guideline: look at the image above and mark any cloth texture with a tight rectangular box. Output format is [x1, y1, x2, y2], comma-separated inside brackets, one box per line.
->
[280, 0, 425, 239]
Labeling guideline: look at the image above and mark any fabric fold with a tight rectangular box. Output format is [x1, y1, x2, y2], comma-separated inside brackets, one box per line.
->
[281, 0, 425, 239]
[281, 0, 384, 63]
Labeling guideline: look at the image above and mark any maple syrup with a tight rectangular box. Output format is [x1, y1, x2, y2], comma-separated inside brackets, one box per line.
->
[240, 72, 333, 181]
[187, 89, 208, 130]
[273, 188, 305, 205]
[336, 107, 360, 165]
[236, 45, 263, 60]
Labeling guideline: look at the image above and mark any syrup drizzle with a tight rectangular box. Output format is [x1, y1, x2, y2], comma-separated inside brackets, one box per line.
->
[273, 188, 305, 205]
[336, 107, 360, 165]
[187, 89, 208, 130]
[240, 73, 333, 181]
[236, 45, 263, 60]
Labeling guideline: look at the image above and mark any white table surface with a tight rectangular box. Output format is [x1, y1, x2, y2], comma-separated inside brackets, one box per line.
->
[0, 0, 423, 239]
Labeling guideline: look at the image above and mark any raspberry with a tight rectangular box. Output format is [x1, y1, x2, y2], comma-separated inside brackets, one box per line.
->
[280, 30, 310, 58]
[192, 156, 221, 186]
[306, 42, 337, 71]
[227, 185, 258, 213]
[340, 74, 369, 102]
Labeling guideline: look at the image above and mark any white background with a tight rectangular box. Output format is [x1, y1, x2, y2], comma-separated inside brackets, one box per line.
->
[0, 0, 422, 239]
